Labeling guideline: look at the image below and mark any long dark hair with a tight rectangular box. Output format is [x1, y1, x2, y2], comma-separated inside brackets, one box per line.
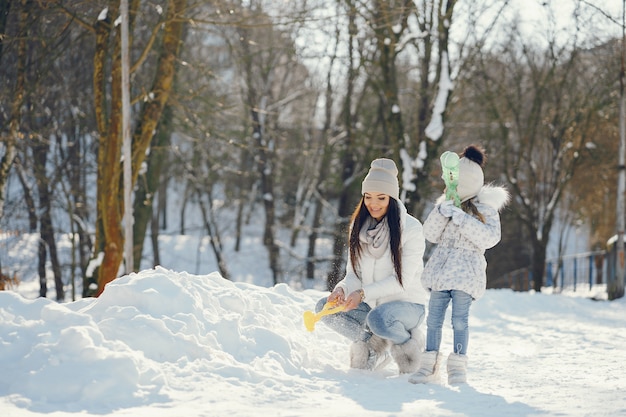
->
[348, 197, 403, 286]
[461, 199, 486, 223]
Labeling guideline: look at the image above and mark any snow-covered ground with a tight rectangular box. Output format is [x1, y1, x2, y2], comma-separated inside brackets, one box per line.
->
[1, 232, 625, 417]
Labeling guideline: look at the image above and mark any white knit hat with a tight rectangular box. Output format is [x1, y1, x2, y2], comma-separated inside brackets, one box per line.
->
[456, 146, 485, 202]
[361, 158, 399, 200]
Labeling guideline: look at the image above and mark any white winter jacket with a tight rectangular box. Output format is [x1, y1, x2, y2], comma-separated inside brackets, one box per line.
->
[335, 200, 428, 307]
[421, 185, 508, 300]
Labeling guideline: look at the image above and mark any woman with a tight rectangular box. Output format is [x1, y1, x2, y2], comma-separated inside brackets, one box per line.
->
[409, 144, 509, 385]
[315, 158, 428, 374]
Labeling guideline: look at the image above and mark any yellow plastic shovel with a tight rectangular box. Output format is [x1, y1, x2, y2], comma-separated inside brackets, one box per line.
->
[303, 301, 346, 332]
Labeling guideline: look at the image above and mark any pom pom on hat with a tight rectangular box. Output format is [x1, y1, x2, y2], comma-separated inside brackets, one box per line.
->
[462, 145, 486, 167]
[361, 158, 400, 200]
[457, 145, 485, 202]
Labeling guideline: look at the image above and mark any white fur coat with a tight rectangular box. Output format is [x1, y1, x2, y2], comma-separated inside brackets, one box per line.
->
[335, 199, 429, 307]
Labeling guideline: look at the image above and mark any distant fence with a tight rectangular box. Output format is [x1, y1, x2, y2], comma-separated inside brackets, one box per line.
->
[545, 251, 606, 291]
[492, 250, 609, 293]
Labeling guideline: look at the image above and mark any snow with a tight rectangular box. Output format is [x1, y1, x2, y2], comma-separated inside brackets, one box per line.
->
[424, 52, 453, 141]
[97, 8, 108, 22]
[4, 0, 625, 413]
[1, 234, 625, 417]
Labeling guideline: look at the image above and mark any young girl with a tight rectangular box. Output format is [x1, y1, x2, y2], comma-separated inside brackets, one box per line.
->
[315, 158, 428, 374]
[410, 145, 508, 384]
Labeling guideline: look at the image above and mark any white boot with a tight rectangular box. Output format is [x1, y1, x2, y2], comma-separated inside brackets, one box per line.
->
[447, 352, 468, 384]
[408, 350, 442, 384]
[390, 334, 423, 374]
[350, 335, 391, 371]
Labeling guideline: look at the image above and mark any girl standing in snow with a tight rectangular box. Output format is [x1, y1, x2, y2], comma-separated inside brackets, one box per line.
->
[409, 145, 508, 385]
[315, 158, 428, 374]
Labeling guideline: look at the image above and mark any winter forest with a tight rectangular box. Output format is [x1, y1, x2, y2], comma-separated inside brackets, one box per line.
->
[0, 0, 625, 302]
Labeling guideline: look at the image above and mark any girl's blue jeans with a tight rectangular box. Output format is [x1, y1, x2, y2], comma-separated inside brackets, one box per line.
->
[315, 297, 425, 345]
[426, 290, 473, 354]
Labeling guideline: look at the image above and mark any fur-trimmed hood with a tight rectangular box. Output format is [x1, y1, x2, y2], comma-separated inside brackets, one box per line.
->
[474, 184, 509, 211]
[436, 184, 509, 211]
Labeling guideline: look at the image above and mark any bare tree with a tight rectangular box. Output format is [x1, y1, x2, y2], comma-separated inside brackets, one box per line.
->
[325, 0, 363, 289]
[1, 0, 97, 300]
[90, 0, 187, 296]
[0, 0, 27, 221]
[32, 134, 64, 301]
[459, 19, 615, 292]
[132, 105, 172, 271]
[366, 0, 415, 159]
[399, 0, 458, 212]
[219, 4, 318, 284]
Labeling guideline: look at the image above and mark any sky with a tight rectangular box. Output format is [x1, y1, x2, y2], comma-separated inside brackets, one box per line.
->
[1, 231, 625, 417]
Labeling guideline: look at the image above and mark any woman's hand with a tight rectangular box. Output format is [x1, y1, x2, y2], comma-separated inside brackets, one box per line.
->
[328, 287, 364, 311]
[327, 287, 345, 305]
[344, 289, 364, 311]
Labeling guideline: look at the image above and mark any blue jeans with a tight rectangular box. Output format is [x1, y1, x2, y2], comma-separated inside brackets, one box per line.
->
[426, 290, 472, 354]
[315, 297, 425, 345]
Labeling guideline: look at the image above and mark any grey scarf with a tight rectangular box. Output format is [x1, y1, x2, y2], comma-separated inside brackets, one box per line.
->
[359, 216, 390, 259]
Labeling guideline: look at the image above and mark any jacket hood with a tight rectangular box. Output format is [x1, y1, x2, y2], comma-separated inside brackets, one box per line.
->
[475, 184, 509, 211]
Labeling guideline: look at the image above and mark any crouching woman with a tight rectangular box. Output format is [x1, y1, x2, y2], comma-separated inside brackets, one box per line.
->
[316, 158, 428, 374]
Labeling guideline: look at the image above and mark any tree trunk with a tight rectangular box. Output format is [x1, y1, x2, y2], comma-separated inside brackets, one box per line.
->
[14, 158, 37, 231]
[33, 136, 64, 301]
[0, 0, 27, 220]
[252, 113, 281, 284]
[531, 244, 547, 293]
[327, 2, 358, 290]
[151, 194, 161, 267]
[196, 188, 230, 279]
[236, 22, 282, 284]
[234, 147, 255, 252]
[92, 0, 187, 296]
[0, 0, 10, 60]
[306, 196, 324, 281]
[67, 133, 93, 298]
[307, 25, 340, 283]
[38, 237, 47, 298]
[408, 0, 456, 214]
[132, 105, 172, 271]
[92, 7, 124, 296]
[235, 198, 244, 253]
[40, 204, 64, 301]
[372, 0, 412, 161]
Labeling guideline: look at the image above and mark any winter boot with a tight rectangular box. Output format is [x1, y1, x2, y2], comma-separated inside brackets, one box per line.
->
[408, 350, 442, 384]
[350, 334, 391, 371]
[447, 352, 468, 384]
[390, 333, 423, 374]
